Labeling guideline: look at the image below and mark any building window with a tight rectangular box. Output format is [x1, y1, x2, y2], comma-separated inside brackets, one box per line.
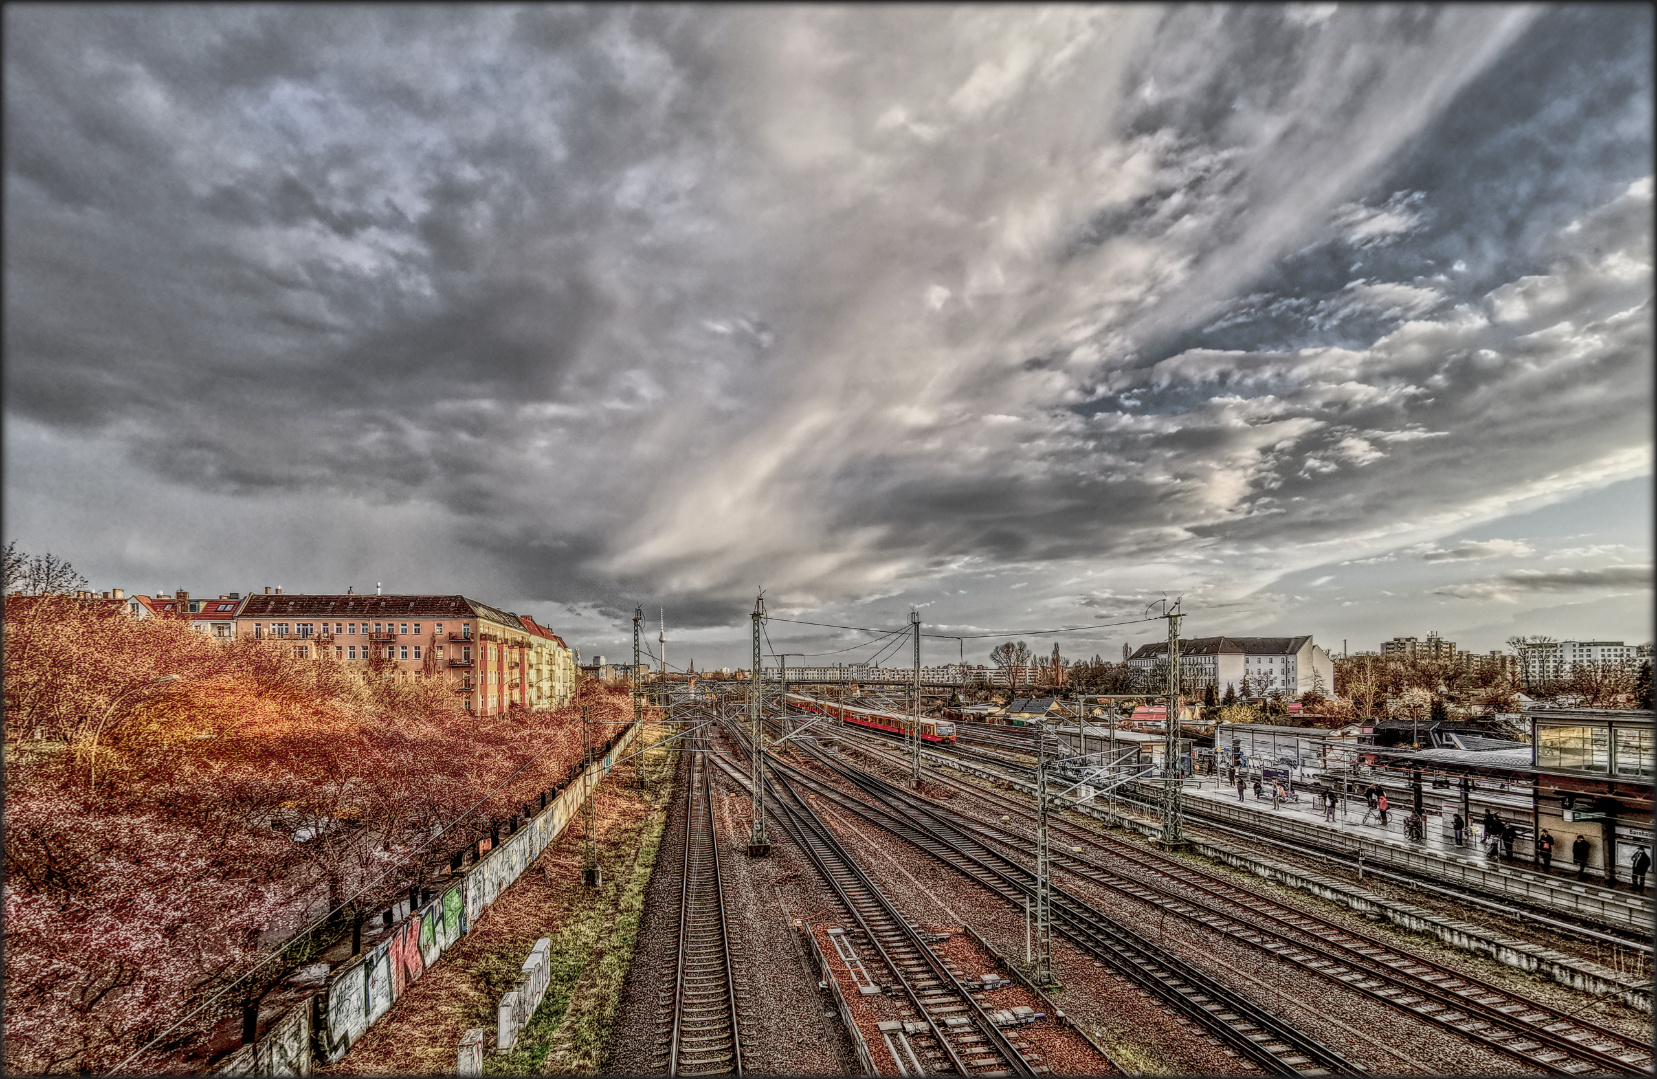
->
[435, 622, 444, 635]
[400, 623, 409, 635]
[297, 623, 313, 638]
[348, 645, 357, 660]
[273, 623, 290, 637]
[348, 623, 357, 635]
[294, 645, 308, 659]
[399, 646, 409, 661]
[412, 646, 422, 660]
[335, 623, 343, 634]
[436, 646, 444, 658]
[1537, 725, 1609, 773]
[1614, 726, 1653, 777]
[463, 645, 472, 661]
[413, 623, 421, 635]
[373, 622, 382, 634]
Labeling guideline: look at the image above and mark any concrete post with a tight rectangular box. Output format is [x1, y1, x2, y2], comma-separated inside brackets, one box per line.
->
[458, 1028, 486, 1075]
[498, 989, 520, 1050]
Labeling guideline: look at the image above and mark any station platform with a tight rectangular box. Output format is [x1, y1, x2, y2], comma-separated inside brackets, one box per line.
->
[1178, 775, 1652, 937]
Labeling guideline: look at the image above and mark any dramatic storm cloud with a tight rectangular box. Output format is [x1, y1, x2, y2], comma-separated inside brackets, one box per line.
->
[5, 5, 1651, 664]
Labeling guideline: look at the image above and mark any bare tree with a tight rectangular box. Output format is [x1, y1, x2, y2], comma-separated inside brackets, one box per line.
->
[3, 540, 28, 591]
[5, 545, 89, 595]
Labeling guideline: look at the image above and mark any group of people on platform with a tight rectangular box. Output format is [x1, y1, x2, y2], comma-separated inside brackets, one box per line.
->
[1220, 764, 1650, 892]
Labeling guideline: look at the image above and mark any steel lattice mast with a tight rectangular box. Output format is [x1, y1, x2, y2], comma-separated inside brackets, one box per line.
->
[748, 595, 770, 855]
[632, 607, 643, 788]
[910, 610, 922, 787]
[1160, 600, 1186, 848]
[1034, 715, 1055, 985]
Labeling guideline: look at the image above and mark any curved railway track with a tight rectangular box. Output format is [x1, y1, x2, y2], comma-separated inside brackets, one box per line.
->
[884, 718, 1653, 952]
[833, 730, 1654, 1075]
[717, 725, 1039, 1077]
[667, 747, 744, 1076]
[753, 729, 1361, 1075]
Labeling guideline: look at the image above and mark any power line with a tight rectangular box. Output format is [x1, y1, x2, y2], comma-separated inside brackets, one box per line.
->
[765, 626, 910, 660]
[922, 614, 1163, 640]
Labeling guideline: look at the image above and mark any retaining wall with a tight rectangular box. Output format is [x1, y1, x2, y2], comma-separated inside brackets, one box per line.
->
[216, 720, 640, 1072]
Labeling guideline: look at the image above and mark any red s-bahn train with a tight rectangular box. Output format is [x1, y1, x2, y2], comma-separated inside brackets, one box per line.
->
[785, 692, 957, 742]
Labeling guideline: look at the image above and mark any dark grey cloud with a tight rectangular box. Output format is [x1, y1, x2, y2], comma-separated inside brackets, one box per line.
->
[4, 4, 1650, 659]
[1435, 565, 1653, 600]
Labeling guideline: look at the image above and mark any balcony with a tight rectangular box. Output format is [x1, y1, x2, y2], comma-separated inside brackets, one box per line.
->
[447, 632, 473, 642]
[452, 680, 474, 693]
[448, 659, 474, 668]
[369, 632, 395, 642]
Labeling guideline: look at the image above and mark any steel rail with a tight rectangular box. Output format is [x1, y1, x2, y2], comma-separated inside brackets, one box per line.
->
[669, 744, 744, 1076]
[837, 732, 1654, 1075]
[768, 735, 1361, 1075]
[721, 721, 1037, 1077]
[900, 720, 1654, 950]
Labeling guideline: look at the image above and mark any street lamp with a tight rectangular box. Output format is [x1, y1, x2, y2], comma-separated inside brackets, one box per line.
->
[87, 675, 177, 787]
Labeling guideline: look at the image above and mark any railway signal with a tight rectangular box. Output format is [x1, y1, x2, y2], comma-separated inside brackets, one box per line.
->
[582, 705, 601, 887]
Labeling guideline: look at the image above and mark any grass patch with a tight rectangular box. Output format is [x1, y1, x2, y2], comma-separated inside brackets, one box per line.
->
[482, 726, 672, 1075]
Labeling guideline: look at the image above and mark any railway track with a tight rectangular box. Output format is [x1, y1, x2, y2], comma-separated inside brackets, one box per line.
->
[759, 733, 1361, 1075]
[717, 724, 1040, 1077]
[666, 748, 744, 1076]
[834, 731, 1655, 1075]
[887, 720, 1653, 951]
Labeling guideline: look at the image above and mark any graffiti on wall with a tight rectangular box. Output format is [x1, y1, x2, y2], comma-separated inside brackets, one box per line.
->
[301, 721, 639, 1074]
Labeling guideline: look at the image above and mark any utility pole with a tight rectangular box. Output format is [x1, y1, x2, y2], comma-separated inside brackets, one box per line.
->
[748, 595, 770, 856]
[1160, 600, 1186, 849]
[659, 609, 667, 685]
[1033, 715, 1055, 986]
[632, 607, 643, 789]
[582, 705, 600, 886]
[910, 610, 923, 788]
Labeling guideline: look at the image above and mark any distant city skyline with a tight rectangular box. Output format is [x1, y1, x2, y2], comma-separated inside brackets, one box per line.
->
[5, 6, 1651, 672]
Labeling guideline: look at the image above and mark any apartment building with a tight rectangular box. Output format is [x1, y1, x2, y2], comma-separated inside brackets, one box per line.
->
[1381, 631, 1458, 661]
[1128, 636, 1336, 698]
[1522, 640, 1641, 682]
[234, 591, 576, 716]
[127, 590, 247, 639]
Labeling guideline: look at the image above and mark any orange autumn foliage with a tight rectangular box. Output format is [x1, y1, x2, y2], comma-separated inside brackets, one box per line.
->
[3, 594, 630, 1074]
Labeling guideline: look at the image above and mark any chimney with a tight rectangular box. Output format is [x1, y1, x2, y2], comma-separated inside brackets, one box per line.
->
[228, 592, 239, 600]
[347, 586, 354, 595]
[275, 587, 282, 595]
[112, 588, 124, 600]
[376, 582, 382, 595]
[100, 591, 109, 600]
[264, 586, 272, 595]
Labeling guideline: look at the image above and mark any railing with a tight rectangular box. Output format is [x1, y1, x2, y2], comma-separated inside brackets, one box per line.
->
[448, 632, 472, 642]
[448, 659, 474, 668]
[369, 632, 395, 642]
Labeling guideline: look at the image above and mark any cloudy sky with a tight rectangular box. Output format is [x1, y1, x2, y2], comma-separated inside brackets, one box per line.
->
[5, 4, 1652, 670]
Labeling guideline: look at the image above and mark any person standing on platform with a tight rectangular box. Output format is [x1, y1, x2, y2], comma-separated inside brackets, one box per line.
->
[1502, 821, 1517, 861]
[1376, 791, 1389, 828]
[1324, 789, 1337, 822]
[1253, 775, 1263, 801]
[1237, 775, 1246, 801]
[1632, 847, 1650, 891]
[1572, 834, 1592, 880]
[1538, 829, 1554, 870]
[1452, 811, 1465, 847]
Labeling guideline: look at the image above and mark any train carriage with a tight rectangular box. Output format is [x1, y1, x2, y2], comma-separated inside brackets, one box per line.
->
[786, 692, 956, 742]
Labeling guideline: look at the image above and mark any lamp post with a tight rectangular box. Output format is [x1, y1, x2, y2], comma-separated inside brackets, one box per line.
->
[87, 675, 177, 787]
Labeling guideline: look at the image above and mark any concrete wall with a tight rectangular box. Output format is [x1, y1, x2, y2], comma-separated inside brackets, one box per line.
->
[217, 720, 640, 1072]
